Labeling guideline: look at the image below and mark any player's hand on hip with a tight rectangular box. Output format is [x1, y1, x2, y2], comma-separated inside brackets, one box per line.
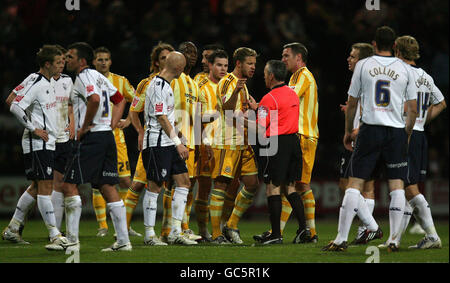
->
[77, 125, 93, 141]
[117, 118, 131, 129]
[343, 132, 354, 151]
[176, 144, 189, 160]
[33, 128, 48, 142]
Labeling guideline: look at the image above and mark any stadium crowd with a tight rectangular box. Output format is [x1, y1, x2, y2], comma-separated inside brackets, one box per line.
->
[0, 0, 448, 180]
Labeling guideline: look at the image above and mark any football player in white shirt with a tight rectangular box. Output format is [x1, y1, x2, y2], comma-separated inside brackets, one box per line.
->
[141, 51, 197, 245]
[62, 42, 130, 252]
[339, 43, 381, 245]
[2, 45, 75, 245]
[377, 35, 446, 249]
[323, 26, 418, 252]
[5, 45, 71, 250]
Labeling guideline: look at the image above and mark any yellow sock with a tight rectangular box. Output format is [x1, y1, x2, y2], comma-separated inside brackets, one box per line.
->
[124, 187, 140, 229]
[92, 189, 108, 229]
[280, 194, 293, 235]
[161, 188, 172, 237]
[300, 189, 316, 236]
[194, 199, 209, 233]
[221, 190, 235, 225]
[209, 187, 226, 239]
[226, 187, 254, 230]
[181, 190, 194, 231]
[118, 187, 128, 203]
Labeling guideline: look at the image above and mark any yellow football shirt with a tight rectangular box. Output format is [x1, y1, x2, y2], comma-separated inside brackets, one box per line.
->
[215, 72, 250, 150]
[289, 67, 319, 138]
[171, 72, 200, 149]
[130, 72, 158, 113]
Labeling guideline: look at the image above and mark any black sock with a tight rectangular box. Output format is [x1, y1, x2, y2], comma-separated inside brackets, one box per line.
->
[286, 192, 306, 231]
[267, 195, 282, 238]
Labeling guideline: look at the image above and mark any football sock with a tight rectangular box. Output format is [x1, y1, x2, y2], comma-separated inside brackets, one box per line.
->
[107, 200, 130, 245]
[226, 187, 255, 230]
[388, 190, 406, 244]
[170, 187, 189, 235]
[37, 195, 60, 239]
[268, 195, 282, 238]
[300, 189, 316, 236]
[357, 198, 375, 234]
[356, 194, 378, 231]
[409, 194, 438, 239]
[161, 188, 172, 237]
[397, 199, 413, 243]
[64, 195, 82, 243]
[194, 199, 209, 236]
[210, 186, 226, 239]
[221, 190, 235, 226]
[51, 191, 65, 231]
[143, 190, 158, 238]
[92, 188, 108, 229]
[280, 194, 293, 235]
[10, 190, 36, 231]
[124, 187, 140, 229]
[286, 192, 306, 231]
[181, 189, 194, 231]
[334, 188, 359, 244]
[118, 186, 128, 202]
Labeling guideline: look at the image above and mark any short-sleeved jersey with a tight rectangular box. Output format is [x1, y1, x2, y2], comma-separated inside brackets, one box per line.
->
[257, 84, 299, 137]
[107, 72, 135, 104]
[194, 72, 208, 84]
[198, 77, 219, 145]
[288, 67, 319, 138]
[12, 73, 58, 153]
[143, 76, 175, 148]
[348, 55, 416, 128]
[408, 65, 445, 132]
[71, 68, 121, 134]
[52, 74, 73, 143]
[131, 73, 158, 113]
[171, 72, 200, 149]
[215, 72, 250, 150]
[13, 73, 38, 95]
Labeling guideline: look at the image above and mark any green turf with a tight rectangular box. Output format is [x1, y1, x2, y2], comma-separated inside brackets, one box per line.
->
[0, 218, 448, 263]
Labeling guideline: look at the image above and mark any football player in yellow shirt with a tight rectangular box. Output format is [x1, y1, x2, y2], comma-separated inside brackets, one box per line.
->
[123, 42, 174, 241]
[210, 47, 259, 244]
[92, 47, 141, 237]
[195, 49, 229, 241]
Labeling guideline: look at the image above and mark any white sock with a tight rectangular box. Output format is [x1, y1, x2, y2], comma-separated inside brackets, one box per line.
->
[397, 199, 413, 244]
[37, 195, 60, 238]
[51, 191, 65, 231]
[334, 188, 360, 244]
[409, 194, 438, 239]
[64, 195, 82, 243]
[357, 194, 378, 231]
[107, 200, 130, 245]
[388, 190, 406, 244]
[170, 187, 189, 235]
[143, 190, 159, 238]
[10, 190, 36, 230]
[365, 198, 375, 215]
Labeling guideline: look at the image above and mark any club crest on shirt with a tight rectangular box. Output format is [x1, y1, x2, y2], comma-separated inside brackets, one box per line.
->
[155, 103, 163, 112]
[131, 96, 140, 107]
[86, 85, 94, 93]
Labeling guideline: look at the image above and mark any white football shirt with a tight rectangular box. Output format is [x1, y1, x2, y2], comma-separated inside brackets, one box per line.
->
[12, 73, 58, 153]
[143, 76, 175, 148]
[407, 65, 445, 132]
[71, 68, 119, 135]
[52, 74, 73, 143]
[348, 55, 416, 128]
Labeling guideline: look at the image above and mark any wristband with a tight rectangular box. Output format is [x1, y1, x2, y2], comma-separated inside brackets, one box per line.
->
[172, 136, 182, 146]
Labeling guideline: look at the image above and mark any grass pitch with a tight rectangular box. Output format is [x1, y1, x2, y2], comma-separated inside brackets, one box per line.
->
[0, 218, 448, 263]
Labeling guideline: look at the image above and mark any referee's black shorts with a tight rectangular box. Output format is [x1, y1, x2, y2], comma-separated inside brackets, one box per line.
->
[259, 134, 302, 187]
